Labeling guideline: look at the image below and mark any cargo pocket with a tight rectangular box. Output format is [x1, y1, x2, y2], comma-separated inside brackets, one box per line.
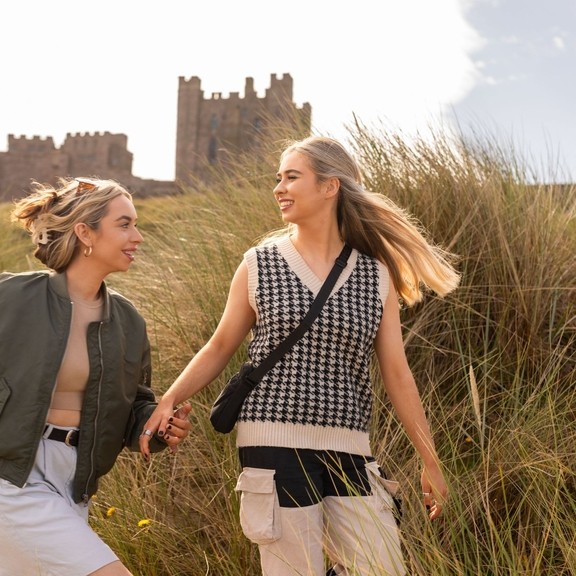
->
[365, 461, 402, 526]
[235, 467, 281, 544]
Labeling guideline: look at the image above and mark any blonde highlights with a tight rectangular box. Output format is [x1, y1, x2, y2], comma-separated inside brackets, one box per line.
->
[11, 177, 132, 272]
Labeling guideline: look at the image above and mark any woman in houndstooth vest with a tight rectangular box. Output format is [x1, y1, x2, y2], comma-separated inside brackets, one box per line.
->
[141, 136, 460, 576]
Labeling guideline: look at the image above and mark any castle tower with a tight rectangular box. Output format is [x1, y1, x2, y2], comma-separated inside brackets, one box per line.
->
[175, 73, 311, 183]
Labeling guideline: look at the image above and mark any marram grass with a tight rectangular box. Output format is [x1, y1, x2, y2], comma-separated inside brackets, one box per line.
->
[0, 125, 574, 575]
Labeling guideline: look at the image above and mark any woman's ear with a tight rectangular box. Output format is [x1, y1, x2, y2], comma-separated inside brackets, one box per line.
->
[73, 222, 92, 248]
[325, 177, 340, 199]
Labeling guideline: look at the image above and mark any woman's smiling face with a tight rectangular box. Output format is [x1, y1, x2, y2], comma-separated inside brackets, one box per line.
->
[273, 151, 328, 225]
[87, 195, 143, 274]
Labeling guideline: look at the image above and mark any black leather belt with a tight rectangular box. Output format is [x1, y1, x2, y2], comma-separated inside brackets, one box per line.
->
[44, 426, 80, 447]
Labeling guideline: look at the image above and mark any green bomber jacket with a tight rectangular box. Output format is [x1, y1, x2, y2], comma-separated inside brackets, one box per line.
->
[0, 270, 166, 503]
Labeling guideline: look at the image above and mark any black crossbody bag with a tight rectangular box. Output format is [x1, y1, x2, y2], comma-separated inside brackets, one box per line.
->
[209, 244, 352, 434]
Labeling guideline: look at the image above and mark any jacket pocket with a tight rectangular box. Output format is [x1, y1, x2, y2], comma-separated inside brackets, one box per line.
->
[0, 378, 11, 417]
[365, 460, 402, 525]
[235, 467, 281, 544]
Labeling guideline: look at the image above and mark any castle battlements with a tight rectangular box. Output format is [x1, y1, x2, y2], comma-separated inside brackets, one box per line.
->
[8, 134, 56, 152]
[9, 134, 55, 142]
[65, 131, 117, 139]
[177, 73, 301, 104]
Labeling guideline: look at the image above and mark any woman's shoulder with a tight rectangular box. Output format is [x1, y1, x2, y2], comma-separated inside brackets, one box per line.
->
[244, 240, 280, 274]
[107, 288, 141, 315]
[0, 272, 52, 315]
[247, 235, 289, 258]
[353, 252, 390, 299]
[355, 251, 388, 271]
[0, 270, 50, 290]
[107, 289, 147, 332]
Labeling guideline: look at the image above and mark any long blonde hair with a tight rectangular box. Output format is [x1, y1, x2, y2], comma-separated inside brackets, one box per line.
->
[11, 177, 132, 273]
[270, 136, 460, 305]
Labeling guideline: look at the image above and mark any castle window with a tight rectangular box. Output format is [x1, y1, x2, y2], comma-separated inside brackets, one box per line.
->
[208, 137, 218, 164]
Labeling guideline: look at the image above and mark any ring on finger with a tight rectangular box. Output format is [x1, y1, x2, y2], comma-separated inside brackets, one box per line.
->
[142, 429, 153, 437]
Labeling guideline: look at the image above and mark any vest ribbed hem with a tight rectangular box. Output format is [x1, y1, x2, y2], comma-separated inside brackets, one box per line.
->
[236, 421, 372, 456]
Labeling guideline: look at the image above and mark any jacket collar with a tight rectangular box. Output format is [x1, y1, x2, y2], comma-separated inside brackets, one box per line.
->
[48, 272, 111, 321]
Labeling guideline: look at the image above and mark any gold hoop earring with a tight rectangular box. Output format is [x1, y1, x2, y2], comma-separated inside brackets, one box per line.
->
[84, 246, 93, 257]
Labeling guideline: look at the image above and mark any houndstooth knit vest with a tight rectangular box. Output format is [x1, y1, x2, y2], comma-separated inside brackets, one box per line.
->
[236, 236, 389, 456]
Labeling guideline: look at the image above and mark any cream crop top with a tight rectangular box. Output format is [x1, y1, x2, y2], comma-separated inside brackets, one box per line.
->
[50, 297, 104, 413]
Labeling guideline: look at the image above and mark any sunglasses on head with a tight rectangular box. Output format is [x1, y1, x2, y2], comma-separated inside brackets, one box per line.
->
[74, 177, 97, 195]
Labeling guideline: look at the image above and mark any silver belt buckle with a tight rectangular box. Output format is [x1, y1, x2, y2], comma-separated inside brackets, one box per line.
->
[65, 430, 76, 446]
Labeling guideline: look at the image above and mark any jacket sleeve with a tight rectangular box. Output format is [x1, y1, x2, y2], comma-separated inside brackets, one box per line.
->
[123, 334, 167, 453]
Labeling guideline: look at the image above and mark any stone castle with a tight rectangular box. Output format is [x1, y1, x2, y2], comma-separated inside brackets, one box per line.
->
[0, 73, 311, 202]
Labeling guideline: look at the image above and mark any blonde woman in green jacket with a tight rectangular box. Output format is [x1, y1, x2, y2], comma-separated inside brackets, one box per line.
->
[0, 178, 191, 576]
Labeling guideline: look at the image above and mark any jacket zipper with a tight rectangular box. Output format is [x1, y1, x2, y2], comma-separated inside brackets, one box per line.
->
[82, 320, 104, 505]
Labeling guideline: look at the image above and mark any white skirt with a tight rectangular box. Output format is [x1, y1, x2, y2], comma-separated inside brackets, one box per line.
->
[0, 430, 119, 576]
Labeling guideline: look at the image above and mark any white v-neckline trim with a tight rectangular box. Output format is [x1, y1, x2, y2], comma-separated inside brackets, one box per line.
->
[275, 236, 357, 297]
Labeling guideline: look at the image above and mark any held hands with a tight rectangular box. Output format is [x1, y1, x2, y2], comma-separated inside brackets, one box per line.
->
[139, 400, 192, 460]
[421, 465, 448, 520]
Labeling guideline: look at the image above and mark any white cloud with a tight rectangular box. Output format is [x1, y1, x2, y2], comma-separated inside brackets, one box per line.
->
[552, 36, 566, 50]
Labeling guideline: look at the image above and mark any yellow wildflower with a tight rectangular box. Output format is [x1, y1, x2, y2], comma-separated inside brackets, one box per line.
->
[137, 519, 151, 528]
[106, 507, 117, 517]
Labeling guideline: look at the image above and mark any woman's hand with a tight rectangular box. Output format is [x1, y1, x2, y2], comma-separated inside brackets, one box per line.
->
[139, 400, 192, 460]
[421, 466, 448, 520]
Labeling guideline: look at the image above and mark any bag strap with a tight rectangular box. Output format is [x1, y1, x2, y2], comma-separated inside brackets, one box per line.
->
[247, 244, 352, 384]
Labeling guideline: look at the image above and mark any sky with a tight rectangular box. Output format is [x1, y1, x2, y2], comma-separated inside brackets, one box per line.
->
[0, 0, 574, 183]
